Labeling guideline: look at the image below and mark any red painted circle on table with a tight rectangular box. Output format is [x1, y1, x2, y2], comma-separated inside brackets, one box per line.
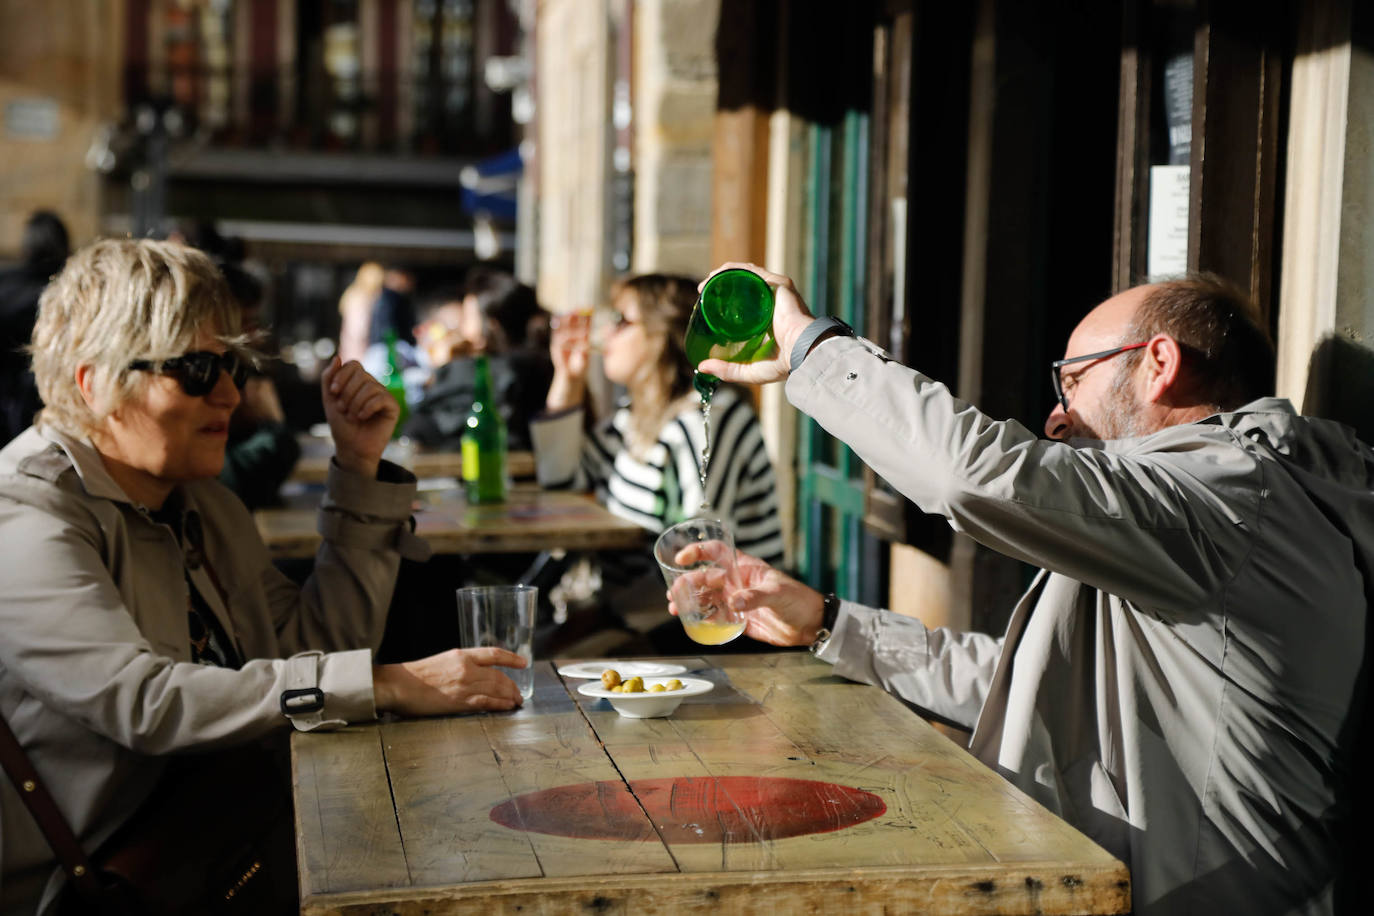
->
[489, 776, 886, 843]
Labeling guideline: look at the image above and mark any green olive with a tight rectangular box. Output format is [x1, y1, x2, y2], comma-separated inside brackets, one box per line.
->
[622, 676, 645, 693]
[649, 683, 666, 693]
[665, 679, 684, 691]
[601, 669, 622, 689]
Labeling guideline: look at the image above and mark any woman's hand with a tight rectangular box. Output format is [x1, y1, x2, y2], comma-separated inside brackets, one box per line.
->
[321, 356, 399, 477]
[695, 262, 817, 385]
[544, 310, 591, 411]
[372, 647, 526, 716]
[666, 546, 826, 647]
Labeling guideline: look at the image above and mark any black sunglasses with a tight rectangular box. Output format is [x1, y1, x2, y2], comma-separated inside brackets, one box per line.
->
[1050, 342, 1147, 413]
[128, 350, 249, 397]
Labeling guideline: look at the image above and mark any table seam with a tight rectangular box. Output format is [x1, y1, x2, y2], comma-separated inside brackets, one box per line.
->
[377, 725, 416, 887]
[560, 666, 686, 874]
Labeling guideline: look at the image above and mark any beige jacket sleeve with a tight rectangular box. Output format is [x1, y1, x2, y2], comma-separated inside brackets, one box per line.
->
[786, 336, 1256, 609]
[0, 451, 422, 752]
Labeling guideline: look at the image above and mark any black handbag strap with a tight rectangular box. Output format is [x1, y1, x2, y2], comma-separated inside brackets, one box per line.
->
[0, 712, 108, 901]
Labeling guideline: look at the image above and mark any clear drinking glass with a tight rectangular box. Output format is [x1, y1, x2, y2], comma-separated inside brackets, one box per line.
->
[654, 518, 745, 645]
[456, 584, 537, 699]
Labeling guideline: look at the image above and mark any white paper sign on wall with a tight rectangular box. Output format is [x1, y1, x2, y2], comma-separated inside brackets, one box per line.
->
[1147, 164, 1190, 281]
[4, 98, 60, 141]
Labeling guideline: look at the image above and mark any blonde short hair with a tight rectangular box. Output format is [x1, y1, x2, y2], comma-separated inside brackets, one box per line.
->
[30, 238, 244, 437]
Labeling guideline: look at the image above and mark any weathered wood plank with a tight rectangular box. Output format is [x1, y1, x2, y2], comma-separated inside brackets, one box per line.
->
[290, 442, 535, 484]
[384, 663, 676, 888]
[293, 726, 410, 898]
[730, 655, 1117, 866]
[477, 666, 678, 879]
[295, 654, 1129, 915]
[592, 666, 991, 873]
[300, 863, 1130, 916]
[380, 716, 543, 887]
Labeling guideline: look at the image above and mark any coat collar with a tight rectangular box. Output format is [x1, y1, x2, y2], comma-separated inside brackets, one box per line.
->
[34, 425, 144, 506]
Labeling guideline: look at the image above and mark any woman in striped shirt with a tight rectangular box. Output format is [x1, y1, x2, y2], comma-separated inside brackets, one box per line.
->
[531, 274, 784, 567]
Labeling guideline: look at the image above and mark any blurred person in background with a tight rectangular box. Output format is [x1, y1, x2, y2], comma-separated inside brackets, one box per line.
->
[367, 265, 417, 348]
[0, 239, 525, 915]
[0, 211, 69, 446]
[404, 267, 553, 451]
[337, 261, 384, 365]
[214, 261, 301, 509]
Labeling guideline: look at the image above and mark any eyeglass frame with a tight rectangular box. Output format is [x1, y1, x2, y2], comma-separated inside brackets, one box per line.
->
[1050, 342, 1148, 413]
[127, 350, 250, 398]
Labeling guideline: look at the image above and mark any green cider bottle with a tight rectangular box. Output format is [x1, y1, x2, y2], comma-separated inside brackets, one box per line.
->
[381, 330, 409, 438]
[461, 355, 508, 504]
[684, 268, 776, 400]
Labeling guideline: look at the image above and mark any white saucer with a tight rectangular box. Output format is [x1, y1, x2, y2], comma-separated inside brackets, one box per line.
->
[557, 661, 688, 680]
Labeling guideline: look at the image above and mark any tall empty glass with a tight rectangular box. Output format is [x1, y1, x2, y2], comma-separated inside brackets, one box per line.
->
[456, 585, 536, 699]
[654, 518, 745, 645]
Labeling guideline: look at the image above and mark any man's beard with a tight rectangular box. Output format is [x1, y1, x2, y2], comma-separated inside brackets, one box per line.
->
[1064, 363, 1148, 441]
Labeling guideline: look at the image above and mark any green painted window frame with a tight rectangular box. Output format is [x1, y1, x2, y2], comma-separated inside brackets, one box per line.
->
[796, 111, 870, 596]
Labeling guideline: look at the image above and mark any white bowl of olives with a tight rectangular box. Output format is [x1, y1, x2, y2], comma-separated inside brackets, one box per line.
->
[575, 669, 713, 718]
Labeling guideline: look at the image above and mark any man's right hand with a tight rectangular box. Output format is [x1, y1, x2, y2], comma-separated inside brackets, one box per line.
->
[666, 546, 826, 647]
[696, 262, 816, 386]
[372, 647, 526, 716]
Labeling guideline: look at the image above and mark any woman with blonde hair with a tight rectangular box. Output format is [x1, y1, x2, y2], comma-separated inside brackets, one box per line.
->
[337, 260, 384, 364]
[0, 239, 524, 914]
[533, 273, 783, 565]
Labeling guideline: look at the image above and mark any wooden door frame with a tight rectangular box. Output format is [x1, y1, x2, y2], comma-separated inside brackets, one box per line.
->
[1115, 0, 1290, 320]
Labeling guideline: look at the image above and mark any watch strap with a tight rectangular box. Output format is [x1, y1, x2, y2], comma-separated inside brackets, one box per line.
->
[808, 592, 842, 654]
[790, 316, 855, 370]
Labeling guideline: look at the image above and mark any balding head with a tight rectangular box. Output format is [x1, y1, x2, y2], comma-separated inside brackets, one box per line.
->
[1046, 275, 1275, 442]
[1124, 274, 1275, 411]
[1065, 285, 1152, 358]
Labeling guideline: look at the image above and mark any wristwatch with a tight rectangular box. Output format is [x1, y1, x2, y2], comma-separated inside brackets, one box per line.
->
[790, 316, 856, 370]
[808, 592, 842, 655]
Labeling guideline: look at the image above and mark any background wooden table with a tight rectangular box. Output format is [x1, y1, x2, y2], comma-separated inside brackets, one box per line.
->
[290, 435, 535, 483]
[256, 484, 647, 558]
[292, 653, 1129, 915]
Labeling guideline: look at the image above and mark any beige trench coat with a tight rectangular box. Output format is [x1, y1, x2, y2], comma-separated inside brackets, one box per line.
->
[0, 426, 427, 914]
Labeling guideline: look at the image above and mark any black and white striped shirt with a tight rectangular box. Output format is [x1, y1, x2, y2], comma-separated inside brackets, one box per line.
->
[530, 385, 784, 565]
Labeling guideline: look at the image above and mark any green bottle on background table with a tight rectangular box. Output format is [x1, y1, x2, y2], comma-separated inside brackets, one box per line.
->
[684, 268, 775, 400]
[461, 355, 508, 504]
[381, 330, 409, 438]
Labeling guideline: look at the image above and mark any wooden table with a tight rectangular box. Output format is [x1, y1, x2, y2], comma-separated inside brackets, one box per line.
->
[290, 436, 535, 484]
[292, 653, 1130, 915]
[256, 485, 648, 559]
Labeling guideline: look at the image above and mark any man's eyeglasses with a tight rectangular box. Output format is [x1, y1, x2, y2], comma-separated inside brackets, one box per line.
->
[1050, 342, 1147, 413]
[128, 350, 249, 397]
